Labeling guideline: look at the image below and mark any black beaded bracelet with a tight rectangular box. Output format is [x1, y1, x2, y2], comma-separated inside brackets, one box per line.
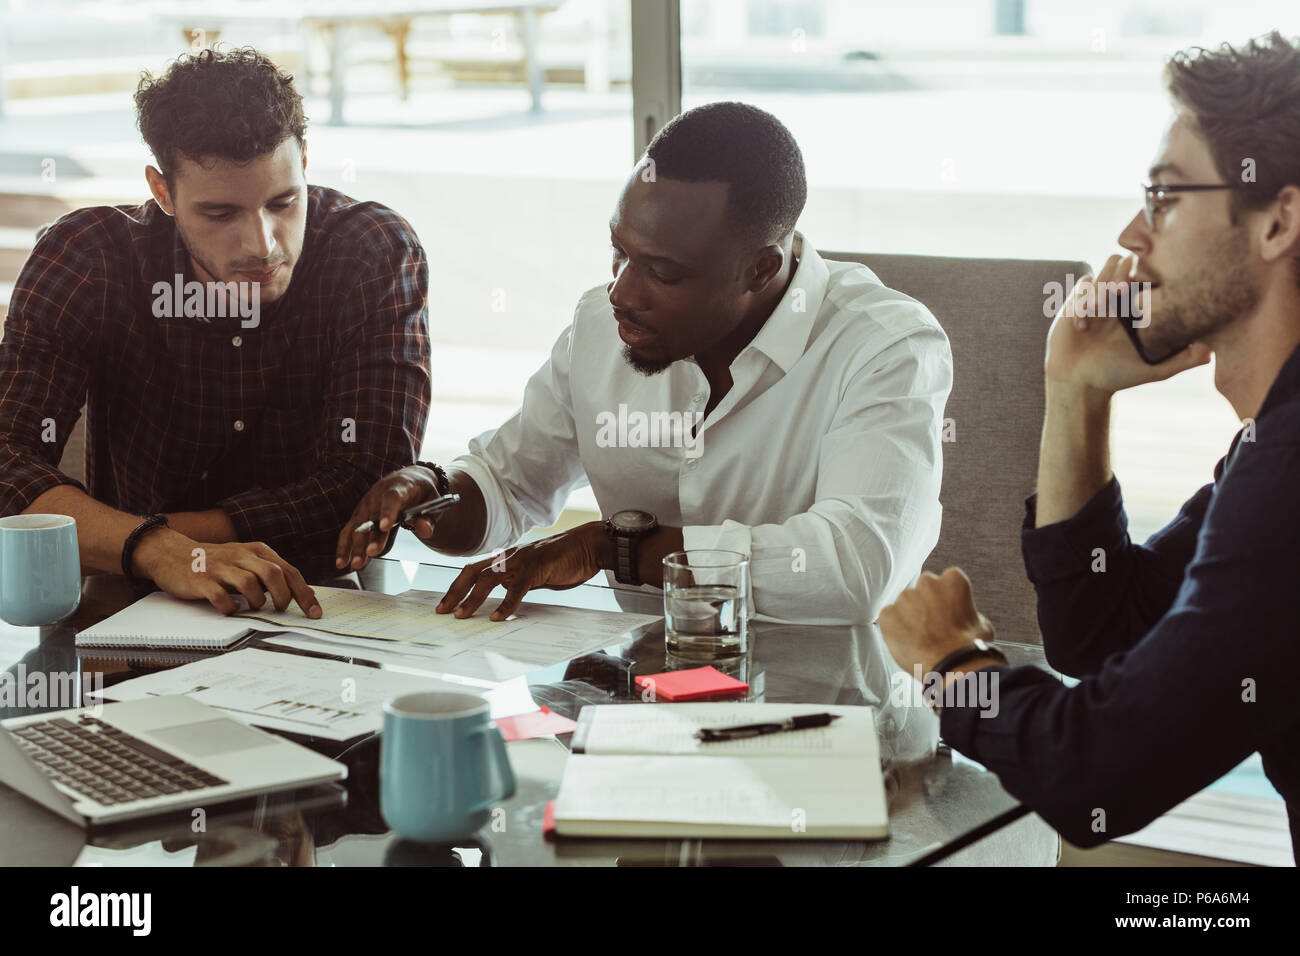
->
[121, 514, 169, 589]
[414, 460, 451, 497]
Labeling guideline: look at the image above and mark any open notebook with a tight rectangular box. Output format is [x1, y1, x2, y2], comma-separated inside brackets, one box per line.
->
[555, 703, 888, 840]
[76, 592, 253, 650]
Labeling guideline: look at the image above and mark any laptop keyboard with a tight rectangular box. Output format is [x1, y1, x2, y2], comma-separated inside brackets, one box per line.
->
[9, 714, 228, 806]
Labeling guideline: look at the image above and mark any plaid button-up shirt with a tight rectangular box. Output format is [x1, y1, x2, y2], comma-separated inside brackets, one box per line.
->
[0, 185, 431, 580]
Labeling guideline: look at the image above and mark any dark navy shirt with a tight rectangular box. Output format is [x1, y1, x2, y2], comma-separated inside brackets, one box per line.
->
[941, 345, 1300, 862]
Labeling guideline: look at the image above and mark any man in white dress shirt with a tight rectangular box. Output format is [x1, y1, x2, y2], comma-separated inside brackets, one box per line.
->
[338, 102, 953, 625]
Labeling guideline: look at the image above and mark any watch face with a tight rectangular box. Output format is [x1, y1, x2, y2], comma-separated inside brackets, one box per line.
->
[609, 510, 656, 533]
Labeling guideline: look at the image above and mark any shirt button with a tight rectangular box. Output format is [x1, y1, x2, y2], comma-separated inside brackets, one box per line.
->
[200, 471, 208, 480]
[684, 458, 698, 470]
[233, 420, 245, 432]
[231, 336, 242, 347]
[691, 392, 705, 404]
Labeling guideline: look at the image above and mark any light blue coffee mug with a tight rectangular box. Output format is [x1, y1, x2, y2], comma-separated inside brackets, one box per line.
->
[380, 690, 516, 843]
[0, 514, 81, 626]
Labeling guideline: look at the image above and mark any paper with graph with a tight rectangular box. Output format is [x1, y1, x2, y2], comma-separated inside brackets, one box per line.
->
[234, 586, 661, 680]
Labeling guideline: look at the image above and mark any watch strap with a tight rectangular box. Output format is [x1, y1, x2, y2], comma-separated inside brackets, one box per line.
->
[610, 527, 642, 586]
[931, 642, 1008, 677]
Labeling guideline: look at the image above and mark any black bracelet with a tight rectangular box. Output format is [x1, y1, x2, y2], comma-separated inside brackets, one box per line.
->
[930, 641, 1008, 678]
[414, 460, 451, 497]
[121, 514, 169, 589]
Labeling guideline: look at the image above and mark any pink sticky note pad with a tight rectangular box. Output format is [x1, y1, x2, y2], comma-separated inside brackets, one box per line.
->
[494, 706, 578, 741]
[633, 666, 749, 702]
[543, 801, 557, 840]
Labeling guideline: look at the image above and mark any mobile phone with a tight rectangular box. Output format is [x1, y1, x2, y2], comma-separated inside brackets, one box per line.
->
[1115, 312, 1186, 366]
[353, 494, 460, 534]
[397, 494, 461, 524]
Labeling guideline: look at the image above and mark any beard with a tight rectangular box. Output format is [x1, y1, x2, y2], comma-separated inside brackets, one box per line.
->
[174, 217, 291, 304]
[174, 218, 227, 287]
[1140, 224, 1260, 360]
[622, 344, 674, 376]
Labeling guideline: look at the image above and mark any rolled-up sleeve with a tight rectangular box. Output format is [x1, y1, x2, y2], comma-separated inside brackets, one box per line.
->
[446, 320, 589, 556]
[685, 326, 952, 625]
[217, 234, 431, 563]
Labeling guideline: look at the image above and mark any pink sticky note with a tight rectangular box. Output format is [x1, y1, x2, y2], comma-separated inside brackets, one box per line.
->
[543, 800, 557, 840]
[633, 666, 749, 702]
[494, 706, 579, 741]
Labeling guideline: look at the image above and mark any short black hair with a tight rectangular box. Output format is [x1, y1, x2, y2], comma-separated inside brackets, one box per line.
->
[135, 46, 307, 183]
[645, 101, 806, 247]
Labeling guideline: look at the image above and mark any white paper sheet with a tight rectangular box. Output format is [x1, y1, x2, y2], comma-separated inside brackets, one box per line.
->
[234, 586, 658, 648]
[248, 587, 657, 680]
[89, 648, 501, 741]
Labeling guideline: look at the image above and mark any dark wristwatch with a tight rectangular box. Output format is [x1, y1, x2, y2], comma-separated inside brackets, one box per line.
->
[931, 638, 1008, 677]
[604, 510, 658, 586]
[928, 638, 1008, 715]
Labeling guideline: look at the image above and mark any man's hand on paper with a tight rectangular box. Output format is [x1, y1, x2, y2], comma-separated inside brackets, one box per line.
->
[133, 532, 321, 619]
[436, 522, 613, 622]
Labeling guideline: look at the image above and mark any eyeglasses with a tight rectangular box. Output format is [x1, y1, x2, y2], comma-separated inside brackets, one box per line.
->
[1141, 182, 1234, 229]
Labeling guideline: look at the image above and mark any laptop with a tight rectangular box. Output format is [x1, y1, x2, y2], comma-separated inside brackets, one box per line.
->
[0, 695, 347, 827]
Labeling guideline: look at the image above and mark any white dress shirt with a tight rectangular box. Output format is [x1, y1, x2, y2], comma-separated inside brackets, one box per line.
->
[447, 233, 953, 625]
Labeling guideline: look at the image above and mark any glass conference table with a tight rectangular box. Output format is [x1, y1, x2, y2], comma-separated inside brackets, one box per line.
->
[0, 558, 1059, 867]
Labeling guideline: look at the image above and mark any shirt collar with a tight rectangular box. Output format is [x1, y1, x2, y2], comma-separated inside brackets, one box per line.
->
[740, 231, 829, 375]
[1255, 340, 1300, 420]
[1215, 341, 1300, 479]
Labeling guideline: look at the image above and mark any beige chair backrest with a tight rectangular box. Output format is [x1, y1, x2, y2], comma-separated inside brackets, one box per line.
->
[822, 251, 1092, 644]
[56, 411, 87, 487]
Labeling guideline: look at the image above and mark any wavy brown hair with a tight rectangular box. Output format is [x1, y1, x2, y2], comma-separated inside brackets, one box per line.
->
[135, 46, 307, 186]
[1165, 32, 1300, 220]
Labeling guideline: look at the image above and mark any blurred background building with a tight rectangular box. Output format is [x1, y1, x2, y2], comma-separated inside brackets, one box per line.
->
[0, 0, 1294, 538]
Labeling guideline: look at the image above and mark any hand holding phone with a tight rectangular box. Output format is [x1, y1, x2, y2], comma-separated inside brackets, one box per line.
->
[353, 494, 460, 533]
[1044, 253, 1211, 396]
[337, 465, 459, 571]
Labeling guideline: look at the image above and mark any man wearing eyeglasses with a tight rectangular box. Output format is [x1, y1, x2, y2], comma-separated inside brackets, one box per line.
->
[880, 31, 1300, 861]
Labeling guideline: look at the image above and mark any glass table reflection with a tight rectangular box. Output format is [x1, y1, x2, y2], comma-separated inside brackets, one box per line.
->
[0, 558, 1059, 867]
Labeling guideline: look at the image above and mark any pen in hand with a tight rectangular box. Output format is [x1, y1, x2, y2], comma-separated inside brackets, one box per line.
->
[353, 494, 461, 534]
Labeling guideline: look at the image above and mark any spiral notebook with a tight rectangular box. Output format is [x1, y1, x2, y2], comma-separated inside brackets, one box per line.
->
[75, 591, 254, 650]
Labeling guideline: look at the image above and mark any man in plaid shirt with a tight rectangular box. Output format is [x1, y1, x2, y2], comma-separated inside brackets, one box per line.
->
[0, 48, 431, 617]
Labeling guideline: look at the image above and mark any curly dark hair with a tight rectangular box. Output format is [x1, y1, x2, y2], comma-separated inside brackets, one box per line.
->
[135, 46, 307, 183]
[645, 101, 806, 248]
[1165, 31, 1300, 221]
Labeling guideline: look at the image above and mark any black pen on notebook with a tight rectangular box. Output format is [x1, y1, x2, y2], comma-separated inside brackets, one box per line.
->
[696, 712, 841, 742]
[353, 494, 461, 534]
